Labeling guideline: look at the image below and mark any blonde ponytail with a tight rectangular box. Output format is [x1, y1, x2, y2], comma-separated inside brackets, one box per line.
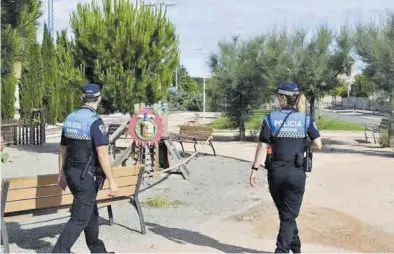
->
[296, 93, 306, 112]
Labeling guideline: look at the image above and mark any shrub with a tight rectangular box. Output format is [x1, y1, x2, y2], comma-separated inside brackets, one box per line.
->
[378, 130, 390, 148]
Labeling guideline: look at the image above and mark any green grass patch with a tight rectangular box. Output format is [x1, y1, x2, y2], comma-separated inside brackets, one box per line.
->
[209, 110, 269, 130]
[141, 196, 187, 208]
[209, 110, 364, 131]
[315, 116, 364, 131]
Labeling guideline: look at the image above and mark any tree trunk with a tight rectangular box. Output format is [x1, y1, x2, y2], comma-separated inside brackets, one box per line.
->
[309, 94, 316, 118]
[239, 94, 246, 141]
[389, 90, 394, 147]
[239, 117, 246, 141]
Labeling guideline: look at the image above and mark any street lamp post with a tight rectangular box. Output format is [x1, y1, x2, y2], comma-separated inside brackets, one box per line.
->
[203, 77, 206, 117]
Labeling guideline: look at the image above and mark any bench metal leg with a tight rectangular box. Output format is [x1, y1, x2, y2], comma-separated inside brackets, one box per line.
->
[372, 131, 377, 144]
[193, 139, 197, 153]
[1, 180, 10, 253]
[131, 196, 146, 235]
[179, 141, 185, 152]
[1, 219, 9, 253]
[208, 139, 216, 156]
[107, 205, 114, 225]
[364, 130, 368, 142]
[131, 167, 146, 234]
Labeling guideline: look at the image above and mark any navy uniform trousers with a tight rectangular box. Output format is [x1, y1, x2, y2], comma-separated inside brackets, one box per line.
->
[267, 162, 306, 253]
[52, 167, 106, 253]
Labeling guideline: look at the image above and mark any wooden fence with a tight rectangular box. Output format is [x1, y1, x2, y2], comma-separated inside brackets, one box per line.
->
[1, 109, 46, 146]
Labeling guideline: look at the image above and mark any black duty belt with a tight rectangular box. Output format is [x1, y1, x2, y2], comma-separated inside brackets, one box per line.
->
[272, 155, 296, 164]
[66, 161, 96, 168]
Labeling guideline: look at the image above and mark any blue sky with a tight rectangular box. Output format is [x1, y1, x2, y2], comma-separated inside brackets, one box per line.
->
[37, 0, 394, 77]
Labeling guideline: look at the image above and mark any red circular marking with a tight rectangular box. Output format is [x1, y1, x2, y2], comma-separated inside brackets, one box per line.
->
[128, 108, 164, 145]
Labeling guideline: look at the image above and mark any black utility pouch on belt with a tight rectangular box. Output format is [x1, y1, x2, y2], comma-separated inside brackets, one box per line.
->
[265, 111, 294, 170]
[295, 152, 304, 167]
[303, 140, 313, 172]
[302, 111, 313, 172]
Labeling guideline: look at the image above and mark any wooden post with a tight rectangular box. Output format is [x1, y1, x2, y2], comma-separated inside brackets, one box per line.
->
[154, 142, 159, 178]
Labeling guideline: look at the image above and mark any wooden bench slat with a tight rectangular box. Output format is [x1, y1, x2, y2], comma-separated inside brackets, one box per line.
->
[5, 186, 136, 213]
[3, 197, 132, 221]
[113, 165, 141, 178]
[7, 165, 141, 190]
[179, 136, 211, 142]
[6, 175, 138, 202]
[8, 175, 58, 190]
[179, 125, 213, 131]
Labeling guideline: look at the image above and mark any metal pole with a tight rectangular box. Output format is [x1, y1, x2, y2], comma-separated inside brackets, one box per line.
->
[373, 83, 376, 114]
[48, 0, 54, 37]
[175, 67, 178, 91]
[203, 77, 206, 116]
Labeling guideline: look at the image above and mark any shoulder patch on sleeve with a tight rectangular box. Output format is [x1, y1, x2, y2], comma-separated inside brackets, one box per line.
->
[98, 124, 107, 135]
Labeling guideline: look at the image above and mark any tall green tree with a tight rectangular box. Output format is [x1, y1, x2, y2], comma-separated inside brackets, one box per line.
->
[41, 23, 59, 124]
[291, 26, 354, 116]
[176, 65, 200, 92]
[56, 30, 86, 121]
[210, 36, 269, 140]
[355, 12, 394, 145]
[1, 26, 18, 120]
[352, 74, 373, 97]
[1, 0, 42, 120]
[70, 0, 179, 113]
[19, 42, 44, 118]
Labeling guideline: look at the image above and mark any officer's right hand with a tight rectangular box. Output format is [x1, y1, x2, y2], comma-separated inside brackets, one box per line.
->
[58, 173, 67, 191]
[109, 181, 118, 197]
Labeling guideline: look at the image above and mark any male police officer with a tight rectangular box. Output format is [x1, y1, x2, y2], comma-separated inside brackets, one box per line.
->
[53, 83, 118, 253]
[250, 82, 322, 253]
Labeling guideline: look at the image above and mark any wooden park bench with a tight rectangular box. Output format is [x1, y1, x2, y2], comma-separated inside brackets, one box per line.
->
[364, 118, 390, 144]
[170, 125, 216, 156]
[1, 165, 145, 253]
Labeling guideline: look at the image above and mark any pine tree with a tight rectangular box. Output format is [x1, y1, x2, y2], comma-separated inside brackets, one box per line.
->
[19, 42, 44, 118]
[1, 26, 18, 120]
[70, 0, 179, 113]
[1, 0, 42, 120]
[41, 23, 59, 124]
[56, 29, 86, 121]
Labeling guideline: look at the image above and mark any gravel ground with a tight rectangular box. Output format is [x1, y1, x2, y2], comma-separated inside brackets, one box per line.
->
[2, 151, 269, 253]
[2, 130, 394, 253]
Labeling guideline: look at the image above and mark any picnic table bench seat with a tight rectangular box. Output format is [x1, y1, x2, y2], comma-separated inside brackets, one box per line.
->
[364, 118, 390, 143]
[170, 125, 216, 156]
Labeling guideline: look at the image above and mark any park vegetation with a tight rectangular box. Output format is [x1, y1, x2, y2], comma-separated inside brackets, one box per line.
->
[1, 0, 393, 145]
[207, 13, 394, 144]
[1, 0, 184, 123]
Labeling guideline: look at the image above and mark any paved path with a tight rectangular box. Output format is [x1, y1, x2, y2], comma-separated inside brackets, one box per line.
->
[321, 109, 385, 126]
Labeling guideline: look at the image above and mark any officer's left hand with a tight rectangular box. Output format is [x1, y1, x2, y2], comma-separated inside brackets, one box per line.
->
[249, 170, 257, 188]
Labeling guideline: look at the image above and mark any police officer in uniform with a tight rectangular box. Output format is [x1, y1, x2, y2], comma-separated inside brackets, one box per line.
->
[53, 83, 118, 253]
[250, 82, 322, 253]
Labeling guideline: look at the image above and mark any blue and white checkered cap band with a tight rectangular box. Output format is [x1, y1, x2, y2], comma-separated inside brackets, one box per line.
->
[83, 91, 101, 97]
[277, 89, 299, 96]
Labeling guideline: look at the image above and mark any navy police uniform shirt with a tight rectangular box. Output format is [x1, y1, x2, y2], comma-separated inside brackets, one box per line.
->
[60, 105, 108, 168]
[259, 108, 320, 162]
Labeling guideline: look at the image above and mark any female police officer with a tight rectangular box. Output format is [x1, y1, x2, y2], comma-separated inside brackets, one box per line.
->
[53, 83, 118, 253]
[249, 82, 322, 253]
